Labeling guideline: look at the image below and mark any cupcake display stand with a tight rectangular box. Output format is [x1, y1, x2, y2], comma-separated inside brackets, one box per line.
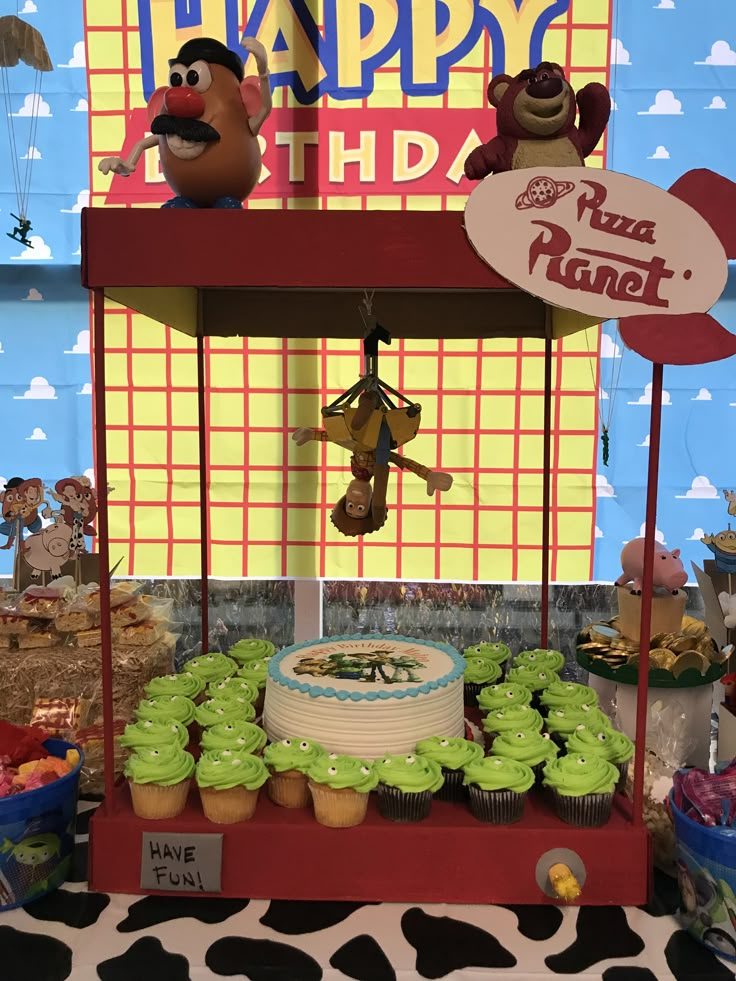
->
[79, 205, 661, 906]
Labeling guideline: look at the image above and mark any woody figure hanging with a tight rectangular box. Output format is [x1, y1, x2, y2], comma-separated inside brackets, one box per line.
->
[292, 316, 453, 537]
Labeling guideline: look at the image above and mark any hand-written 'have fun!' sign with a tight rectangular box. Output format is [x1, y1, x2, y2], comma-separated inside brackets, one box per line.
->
[464, 167, 728, 321]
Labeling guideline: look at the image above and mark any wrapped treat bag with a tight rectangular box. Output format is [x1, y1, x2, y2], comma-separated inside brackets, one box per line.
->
[16, 578, 76, 620]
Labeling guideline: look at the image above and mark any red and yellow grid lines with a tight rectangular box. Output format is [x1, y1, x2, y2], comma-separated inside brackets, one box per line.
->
[83, 0, 611, 582]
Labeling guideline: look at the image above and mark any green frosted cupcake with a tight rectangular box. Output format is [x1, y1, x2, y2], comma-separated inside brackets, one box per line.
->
[182, 653, 238, 685]
[236, 660, 269, 690]
[125, 743, 195, 819]
[565, 727, 634, 788]
[206, 677, 259, 704]
[463, 655, 502, 704]
[490, 729, 558, 779]
[195, 697, 256, 728]
[228, 638, 276, 665]
[544, 705, 611, 744]
[463, 755, 535, 824]
[307, 754, 378, 828]
[477, 683, 532, 713]
[415, 736, 484, 801]
[120, 718, 189, 752]
[539, 680, 599, 714]
[374, 754, 444, 822]
[481, 705, 544, 743]
[513, 649, 566, 674]
[263, 737, 327, 809]
[200, 721, 267, 756]
[463, 642, 511, 667]
[196, 750, 270, 823]
[134, 695, 196, 728]
[543, 752, 619, 826]
[506, 665, 560, 696]
[144, 672, 204, 700]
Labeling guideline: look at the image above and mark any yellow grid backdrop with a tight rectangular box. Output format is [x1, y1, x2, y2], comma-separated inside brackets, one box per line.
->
[84, 0, 610, 581]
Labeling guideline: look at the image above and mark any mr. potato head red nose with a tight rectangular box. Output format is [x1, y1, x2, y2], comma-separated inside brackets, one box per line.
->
[98, 36, 272, 209]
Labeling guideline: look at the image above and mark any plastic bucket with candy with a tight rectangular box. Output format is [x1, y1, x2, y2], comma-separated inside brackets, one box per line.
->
[670, 785, 736, 961]
[0, 739, 84, 911]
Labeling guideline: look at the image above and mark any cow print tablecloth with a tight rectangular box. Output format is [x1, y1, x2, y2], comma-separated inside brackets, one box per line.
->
[1, 798, 733, 981]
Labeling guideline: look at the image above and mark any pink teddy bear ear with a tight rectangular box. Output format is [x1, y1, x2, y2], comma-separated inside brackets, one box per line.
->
[146, 86, 168, 126]
[240, 76, 263, 117]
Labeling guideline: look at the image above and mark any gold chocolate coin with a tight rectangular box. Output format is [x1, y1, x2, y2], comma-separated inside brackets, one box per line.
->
[672, 651, 710, 678]
[648, 649, 677, 670]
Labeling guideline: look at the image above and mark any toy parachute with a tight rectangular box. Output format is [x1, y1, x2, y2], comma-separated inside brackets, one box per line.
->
[0, 15, 53, 249]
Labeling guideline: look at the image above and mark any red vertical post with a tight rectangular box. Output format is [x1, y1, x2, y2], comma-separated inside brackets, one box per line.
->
[632, 361, 664, 825]
[540, 329, 553, 648]
[93, 288, 115, 810]
[197, 332, 209, 654]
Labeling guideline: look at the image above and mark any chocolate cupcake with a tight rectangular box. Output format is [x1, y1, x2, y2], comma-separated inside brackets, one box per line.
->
[542, 752, 619, 827]
[415, 736, 483, 802]
[373, 754, 444, 822]
[463, 655, 502, 704]
[463, 755, 535, 824]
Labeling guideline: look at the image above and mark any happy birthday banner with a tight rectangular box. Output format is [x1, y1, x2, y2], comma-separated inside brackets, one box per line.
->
[82, 0, 609, 581]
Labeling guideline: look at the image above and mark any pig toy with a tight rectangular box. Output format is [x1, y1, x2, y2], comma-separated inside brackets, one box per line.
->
[615, 538, 688, 595]
[21, 521, 72, 582]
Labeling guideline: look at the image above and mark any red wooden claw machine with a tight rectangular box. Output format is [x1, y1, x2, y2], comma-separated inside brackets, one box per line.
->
[81, 203, 665, 905]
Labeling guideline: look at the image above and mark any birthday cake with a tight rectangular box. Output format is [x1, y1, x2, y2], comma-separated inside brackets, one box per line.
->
[263, 634, 465, 758]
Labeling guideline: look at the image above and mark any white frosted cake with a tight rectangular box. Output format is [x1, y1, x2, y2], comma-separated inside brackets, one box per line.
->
[263, 634, 465, 757]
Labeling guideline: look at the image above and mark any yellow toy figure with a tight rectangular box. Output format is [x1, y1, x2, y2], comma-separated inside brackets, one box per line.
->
[292, 323, 453, 538]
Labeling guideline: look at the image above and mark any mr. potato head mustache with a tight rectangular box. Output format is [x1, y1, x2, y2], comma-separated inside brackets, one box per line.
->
[150, 114, 220, 144]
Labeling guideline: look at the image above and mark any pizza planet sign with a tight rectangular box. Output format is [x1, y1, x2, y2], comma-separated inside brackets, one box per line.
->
[464, 167, 727, 320]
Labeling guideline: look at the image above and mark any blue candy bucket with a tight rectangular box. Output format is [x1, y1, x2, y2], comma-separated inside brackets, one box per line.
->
[0, 739, 83, 911]
[670, 790, 736, 961]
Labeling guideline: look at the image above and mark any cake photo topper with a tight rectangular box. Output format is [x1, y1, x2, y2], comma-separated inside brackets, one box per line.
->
[97, 35, 272, 209]
[293, 647, 426, 684]
[291, 312, 453, 538]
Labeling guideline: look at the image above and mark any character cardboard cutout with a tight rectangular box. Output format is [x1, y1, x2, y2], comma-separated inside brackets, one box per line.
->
[98, 36, 272, 209]
[0, 477, 45, 550]
[292, 322, 453, 538]
[464, 61, 610, 180]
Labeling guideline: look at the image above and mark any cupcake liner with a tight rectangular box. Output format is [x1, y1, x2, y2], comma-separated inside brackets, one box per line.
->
[531, 761, 548, 784]
[267, 768, 311, 808]
[464, 682, 486, 705]
[551, 790, 614, 827]
[616, 760, 630, 793]
[308, 782, 370, 828]
[199, 785, 260, 824]
[483, 730, 499, 754]
[435, 767, 466, 803]
[377, 784, 433, 822]
[129, 778, 191, 820]
[254, 691, 265, 716]
[467, 785, 526, 824]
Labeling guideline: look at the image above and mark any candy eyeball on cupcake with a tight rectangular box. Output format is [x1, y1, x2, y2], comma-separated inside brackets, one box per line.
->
[492, 758, 504, 765]
[327, 766, 338, 775]
[381, 758, 392, 765]
[576, 757, 588, 765]
[596, 732, 610, 743]
[328, 753, 339, 760]
[231, 759, 242, 766]
[142, 720, 153, 728]
[542, 733, 552, 740]
[439, 739, 450, 747]
[221, 750, 233, 758]
[360, 766, 371, 775]
[280, 739, 292, 747]
[513, 732, 527, 740]
[299, 741, 311, 752]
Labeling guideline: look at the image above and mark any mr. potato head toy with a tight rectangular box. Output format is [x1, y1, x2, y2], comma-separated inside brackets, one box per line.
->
[99, 36, 272, 208]
[464, 61, 610, 179]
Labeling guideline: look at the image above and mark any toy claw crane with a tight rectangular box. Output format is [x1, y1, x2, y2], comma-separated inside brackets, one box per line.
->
[292, 298, 453, 537]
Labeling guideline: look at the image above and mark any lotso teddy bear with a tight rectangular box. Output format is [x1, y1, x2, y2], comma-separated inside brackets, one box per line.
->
[464, 61, 611, 179]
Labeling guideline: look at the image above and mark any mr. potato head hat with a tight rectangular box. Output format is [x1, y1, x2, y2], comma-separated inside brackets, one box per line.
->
[170, 37, 244, 82]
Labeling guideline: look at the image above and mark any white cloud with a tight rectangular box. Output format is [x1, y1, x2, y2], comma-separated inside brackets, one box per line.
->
[599, 387, 609, 400]
[23, 288, 43, 301]
[595, 525, 604, 538]
[71, 99, 88, 113]
[20, 146, 41, 160]
[688, 527, 705, 541]
[58, 41, 86, 69]
[72, 246, 81, 256]
[77, 382, 92, 395]
[21, 0, 38, 11]
[0, 340, 4, 354]
[611, 39, 631, 65]
[696, 41, 736, 66]
[692, 388, 712, 401]
[60, 190, 89, 214]
[638, 90, 684, 115]
[638, 434, 650, 447]
[611, 99, 618, 111]
[676, 475, 719, 499]
[10, 93, 52, 117]
[654, 0, 675, 7]
[64, 330, 90, 355]
[648, 145, 670, 160]
[14, 376, 57, 400]
[11, 236, 53, 260]
[628, 382, 672, 406]
[596, 474, 616, 498]
[706, 96, 727, 110]
[600, 333, 621, 358]
[25, 427, 47, 441]
[636, 523, 665, 545]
